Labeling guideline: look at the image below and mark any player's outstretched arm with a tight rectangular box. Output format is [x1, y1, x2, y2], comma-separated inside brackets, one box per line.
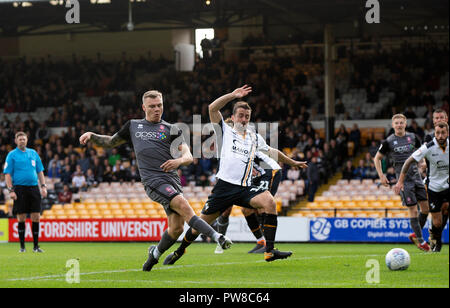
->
[208, 85, 252, 123]
[373, 152, 389, 187]
[267, 147, 307, 169]
[79, 132, 126, 149]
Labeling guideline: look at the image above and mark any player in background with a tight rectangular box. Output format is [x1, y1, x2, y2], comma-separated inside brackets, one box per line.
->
[374, 114, 430, 251]
[212, 118, 282, 254]
[422, 109, 449, 246]
[164, 85, 307, 265]
[79, 90, 232, 272]
[395, 122, 449, 252]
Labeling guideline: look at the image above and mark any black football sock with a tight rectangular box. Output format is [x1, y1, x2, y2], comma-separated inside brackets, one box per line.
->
[216, 215, 229, 235]
[431, 224, 442, 243]
[263, 214, 278, 252]
[18, 222, 26, 249]
[188, 216, 220, 243]
[154, 230, 177, 260]
[245, 213, 264, 241]
[418, 212, 428, 229]
[441, 214, 449, 232]
[410, 217, 424, 243]
[32, 222, 40, 249]
[176, 228, 199, 255]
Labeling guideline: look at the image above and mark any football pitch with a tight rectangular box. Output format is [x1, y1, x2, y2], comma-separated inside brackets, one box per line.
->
[0, 242, 448, 288]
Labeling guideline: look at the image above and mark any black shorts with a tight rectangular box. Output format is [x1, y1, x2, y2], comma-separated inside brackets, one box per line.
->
[400, 180, 428, 207]
[201, 179, 267, 215]
[428, 189, 449, 213]
[13, 186, 41, 215]
[253, 169, 282, 196]
[144, 181, 182, 216]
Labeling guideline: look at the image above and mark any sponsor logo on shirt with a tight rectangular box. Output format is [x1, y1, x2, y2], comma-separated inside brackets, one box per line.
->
[135, 131, 167, 141]
[393, 144, 415, 153]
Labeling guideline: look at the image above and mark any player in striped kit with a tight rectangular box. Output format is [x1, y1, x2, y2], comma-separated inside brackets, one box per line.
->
[164, 85, 307, 264]
[395, 122, 449, 252]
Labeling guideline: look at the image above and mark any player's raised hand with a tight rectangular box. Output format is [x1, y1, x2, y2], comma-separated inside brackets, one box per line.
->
[79, 132, 93, 145]
[232, 85, 252, 99]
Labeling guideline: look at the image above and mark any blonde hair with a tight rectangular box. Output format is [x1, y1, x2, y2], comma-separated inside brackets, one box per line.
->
[15, 131, 27, 139]
[142, 90, 163, 104]
[391, 114, 407, 122]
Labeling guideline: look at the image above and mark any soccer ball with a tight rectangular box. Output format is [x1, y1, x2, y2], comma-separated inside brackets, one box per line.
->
[385, 248, 410, 271]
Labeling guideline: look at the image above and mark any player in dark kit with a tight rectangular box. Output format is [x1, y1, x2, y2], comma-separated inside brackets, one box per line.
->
[374, 114, 430, 251]
[79, 90, 232, 272]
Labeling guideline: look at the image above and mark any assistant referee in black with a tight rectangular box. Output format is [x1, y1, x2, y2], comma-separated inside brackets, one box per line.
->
[3, 132, 47, 253]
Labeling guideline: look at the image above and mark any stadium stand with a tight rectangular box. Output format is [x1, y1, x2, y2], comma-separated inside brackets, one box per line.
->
[0, 36, 448, 219]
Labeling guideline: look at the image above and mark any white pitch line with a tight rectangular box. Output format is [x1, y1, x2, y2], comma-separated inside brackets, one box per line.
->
[5, 254, 384, 282]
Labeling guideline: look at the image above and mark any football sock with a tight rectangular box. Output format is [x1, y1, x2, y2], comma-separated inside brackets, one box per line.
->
[188, 216, 220, 242]
[18, 222, 26, 249]
[216, 215, 229, 235]
[176, 228, 199, 255]
[410, 217, 424, 243]
[244, 213, 264, 241]
[441, 214, 449, 232]
[418, 212, 428, 229]
[154, 230, 177, 260]
[263, 214, 278, 252]
[32, 222, 40, 249]
[431, 224, 442, 243]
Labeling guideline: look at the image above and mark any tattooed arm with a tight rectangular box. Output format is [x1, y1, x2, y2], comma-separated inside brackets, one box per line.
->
[79, 132, 127, 149]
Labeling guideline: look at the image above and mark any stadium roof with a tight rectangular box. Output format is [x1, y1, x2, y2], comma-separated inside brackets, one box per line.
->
[0, 0, 448, 37]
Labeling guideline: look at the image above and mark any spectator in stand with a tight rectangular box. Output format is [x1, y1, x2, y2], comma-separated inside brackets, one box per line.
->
[108, 148, 121, 166]
[102, 165, 113, 183]
[365, 161, 378, 181]
[58, 184, 73, 204]
[307, 156, 320, 202]
[353, 159, 367, 180]
[86, 169, 98, 188]
[47, 161, 61, 179]
[404, 107, 417, 119]
[368, 140, 380, 158]
[0, 173, 6, 204]
[77, 151, 91, 174]
[349, 124, 361, 152]
[60, 164, 73, 185]
[408, 120, 425, 141]
[177, 169, 187, 187]
[342, 161, 355, 182]
[126, 165, 141, 183]
[72, 165, 87, 192]
[112, 160, 126, 182]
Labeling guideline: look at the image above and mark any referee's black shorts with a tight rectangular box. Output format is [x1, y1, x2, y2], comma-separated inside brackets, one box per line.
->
[13, 185, 42, 215]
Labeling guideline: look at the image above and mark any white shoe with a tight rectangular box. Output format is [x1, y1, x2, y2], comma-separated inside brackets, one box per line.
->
[214, 243, 224, 254]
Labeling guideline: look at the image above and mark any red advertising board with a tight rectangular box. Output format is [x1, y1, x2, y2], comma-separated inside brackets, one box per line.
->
[8, 218, 168, 242]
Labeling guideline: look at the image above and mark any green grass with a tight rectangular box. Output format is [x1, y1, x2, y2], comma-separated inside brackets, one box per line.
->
[0, 242, 448, 288]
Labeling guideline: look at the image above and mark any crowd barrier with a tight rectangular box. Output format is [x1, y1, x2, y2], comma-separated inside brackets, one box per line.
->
[1, 217, 448, 243]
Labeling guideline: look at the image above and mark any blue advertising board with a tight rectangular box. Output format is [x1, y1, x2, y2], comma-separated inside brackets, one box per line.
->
[310, 218, 449, 243]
